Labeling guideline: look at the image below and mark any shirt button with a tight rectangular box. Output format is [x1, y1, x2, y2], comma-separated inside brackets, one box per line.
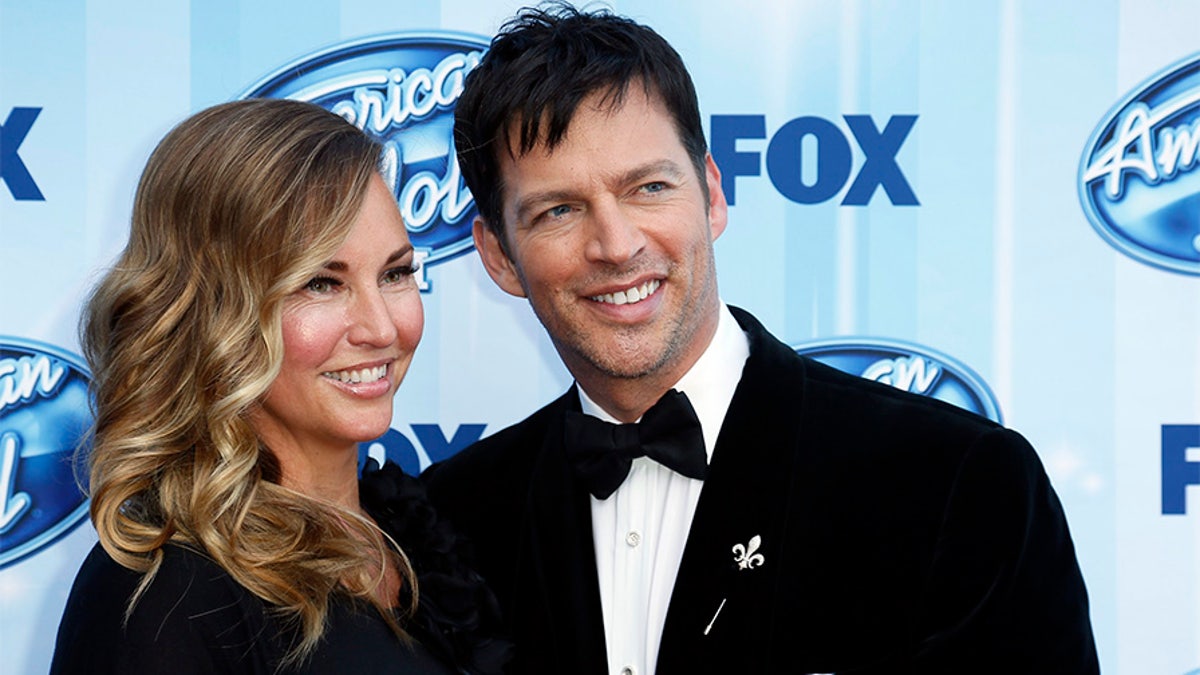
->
[625, 530, 641, 547]
[621, 668, 635, 675]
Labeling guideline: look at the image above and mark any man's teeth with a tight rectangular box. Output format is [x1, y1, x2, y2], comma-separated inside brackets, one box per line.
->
[591, 279, 661, 305]
[323, 365, 387, 384]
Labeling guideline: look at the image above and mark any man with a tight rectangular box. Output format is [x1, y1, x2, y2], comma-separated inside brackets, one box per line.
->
[424, 5, 1099, 674]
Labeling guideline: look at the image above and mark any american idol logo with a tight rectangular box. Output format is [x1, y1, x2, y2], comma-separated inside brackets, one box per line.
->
[0, 338, 90, 568]
[793, 338, 1002, 423]
[241, 32, 489, 290]
[1080, 52, 1200, 275]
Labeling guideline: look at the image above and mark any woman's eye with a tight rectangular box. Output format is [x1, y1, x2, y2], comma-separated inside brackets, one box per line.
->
[382, 261, 421, 285]
[304, 276, 339, 293]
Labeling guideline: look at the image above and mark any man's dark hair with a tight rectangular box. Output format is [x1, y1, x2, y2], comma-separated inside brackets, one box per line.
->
[454, 2, 708, 247]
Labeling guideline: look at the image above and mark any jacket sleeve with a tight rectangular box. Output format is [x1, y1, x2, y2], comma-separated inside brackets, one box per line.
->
[911, 428, 1099, 674]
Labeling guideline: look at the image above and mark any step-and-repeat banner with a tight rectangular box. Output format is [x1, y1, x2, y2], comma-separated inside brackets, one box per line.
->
[3, 1, 1199, 672]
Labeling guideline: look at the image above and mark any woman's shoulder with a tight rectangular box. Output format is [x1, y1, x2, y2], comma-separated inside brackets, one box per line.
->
[129, 544, 270, 635]
[51, 542, 281, 674]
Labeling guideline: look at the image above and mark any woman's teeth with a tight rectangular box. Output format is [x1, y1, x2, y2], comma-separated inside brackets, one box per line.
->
[322, 365, 387, 384]
[591, 279, 661, 305]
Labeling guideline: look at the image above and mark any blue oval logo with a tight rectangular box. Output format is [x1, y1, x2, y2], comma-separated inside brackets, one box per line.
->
[793, 338, 1002, 423]
[0, 338, 90, 568]
[1080, 52, 1200, 275]
[240, 32, 490, 287]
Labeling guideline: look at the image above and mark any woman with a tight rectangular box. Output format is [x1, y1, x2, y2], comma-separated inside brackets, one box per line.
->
[51, 99, 506, 674]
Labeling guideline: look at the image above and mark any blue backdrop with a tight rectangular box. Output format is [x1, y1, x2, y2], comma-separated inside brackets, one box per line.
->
[3, 1, 1199, 673]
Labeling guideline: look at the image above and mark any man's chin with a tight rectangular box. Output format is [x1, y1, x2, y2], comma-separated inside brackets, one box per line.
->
[578, 344, 675, 381]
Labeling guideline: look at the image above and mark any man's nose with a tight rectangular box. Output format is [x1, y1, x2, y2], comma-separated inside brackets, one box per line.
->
[583, 200, 647, 265]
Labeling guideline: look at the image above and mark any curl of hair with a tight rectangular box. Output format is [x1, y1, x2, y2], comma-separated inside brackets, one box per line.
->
[81, 98, 415, 666]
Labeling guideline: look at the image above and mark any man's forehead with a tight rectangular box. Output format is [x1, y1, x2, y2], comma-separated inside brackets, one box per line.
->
[500, 80, 666, 160]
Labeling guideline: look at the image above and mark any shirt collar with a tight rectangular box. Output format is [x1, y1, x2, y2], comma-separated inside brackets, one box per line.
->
[577, 302, 750, 461]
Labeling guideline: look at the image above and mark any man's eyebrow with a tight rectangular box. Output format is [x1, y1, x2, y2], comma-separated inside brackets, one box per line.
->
[513, 189, 579, 223]
[620, 159, 688, 186]
[511, 159, 689, 222]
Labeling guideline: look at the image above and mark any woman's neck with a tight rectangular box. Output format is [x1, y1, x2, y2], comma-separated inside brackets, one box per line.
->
[278, 449, 362, 511]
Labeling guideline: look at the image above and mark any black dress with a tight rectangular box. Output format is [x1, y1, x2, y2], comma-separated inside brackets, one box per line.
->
[50, 461, 509, 674]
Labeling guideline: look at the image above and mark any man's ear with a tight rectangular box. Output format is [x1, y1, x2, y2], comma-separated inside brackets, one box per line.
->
[704, 153, 729, 241]
[473, 216, 527, 298]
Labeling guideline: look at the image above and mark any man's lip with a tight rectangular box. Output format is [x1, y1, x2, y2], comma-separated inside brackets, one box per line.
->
[584, 279, 665, 314]
[582, 275, 664, 298]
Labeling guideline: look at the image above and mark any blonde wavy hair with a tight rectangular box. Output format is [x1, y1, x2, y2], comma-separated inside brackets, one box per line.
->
[81, 98, 414, 664]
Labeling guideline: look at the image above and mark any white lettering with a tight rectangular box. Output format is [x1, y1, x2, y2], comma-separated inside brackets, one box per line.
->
[330, 51, 483, 134]
[404, 68, 436, 120]
[0, 355, 66, 415]
[398, 152, 474, 232]
[1156, 118, 1200, 180]
[412, 249, 430, 292]
[1083, 89, 1200, 198]
[378, 142, 474, 250]
[862, 355, 940, 395]
[0, 432, 32, 534]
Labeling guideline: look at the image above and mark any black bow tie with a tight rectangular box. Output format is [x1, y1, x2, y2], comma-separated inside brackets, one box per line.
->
[563, 389, 708, 500]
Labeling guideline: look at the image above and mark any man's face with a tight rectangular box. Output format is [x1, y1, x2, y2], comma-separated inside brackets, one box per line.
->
[472, 86, 728, 398]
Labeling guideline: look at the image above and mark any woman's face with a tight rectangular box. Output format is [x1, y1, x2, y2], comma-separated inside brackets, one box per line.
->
[253, 174, 424, 462]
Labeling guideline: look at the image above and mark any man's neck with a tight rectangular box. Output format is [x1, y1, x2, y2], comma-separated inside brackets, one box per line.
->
[576, 374, 680, 423]
[572, 308, 722, 423]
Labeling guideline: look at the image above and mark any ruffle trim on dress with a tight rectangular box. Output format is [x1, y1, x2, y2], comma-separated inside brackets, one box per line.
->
[359, 459, 513, 675]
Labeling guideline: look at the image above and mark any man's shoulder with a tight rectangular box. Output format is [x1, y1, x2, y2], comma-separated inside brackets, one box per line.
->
[732, 305, 998, 435]
[800, 354, 1001, 437]
[728, 307, 1006, 468]
[459, 388, 572, 457]
[423, 389, 572, 499]
[470, 394, 566, 456]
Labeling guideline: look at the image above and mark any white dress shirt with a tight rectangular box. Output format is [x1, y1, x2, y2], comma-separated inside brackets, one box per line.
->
[579, 303, 750, 675]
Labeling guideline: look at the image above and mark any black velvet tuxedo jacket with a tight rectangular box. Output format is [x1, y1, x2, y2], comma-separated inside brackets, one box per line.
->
[424, 307, 1099, 674]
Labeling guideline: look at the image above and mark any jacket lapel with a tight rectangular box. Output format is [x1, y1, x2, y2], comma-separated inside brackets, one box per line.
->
[517, 390, 610, 675]
[656, 308, 809, 673]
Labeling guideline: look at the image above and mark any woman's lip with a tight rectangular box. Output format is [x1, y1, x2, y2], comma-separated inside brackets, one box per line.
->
[322, 365, 394, 398]
[320, 360, 393, 385]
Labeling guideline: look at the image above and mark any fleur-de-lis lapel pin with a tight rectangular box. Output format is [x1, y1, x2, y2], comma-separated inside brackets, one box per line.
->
[732, 534, 765, 570]
[705, 535, 766, 636]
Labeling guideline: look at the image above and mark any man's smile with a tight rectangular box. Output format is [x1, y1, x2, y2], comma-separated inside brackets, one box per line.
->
[589, 279, 662, 305]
